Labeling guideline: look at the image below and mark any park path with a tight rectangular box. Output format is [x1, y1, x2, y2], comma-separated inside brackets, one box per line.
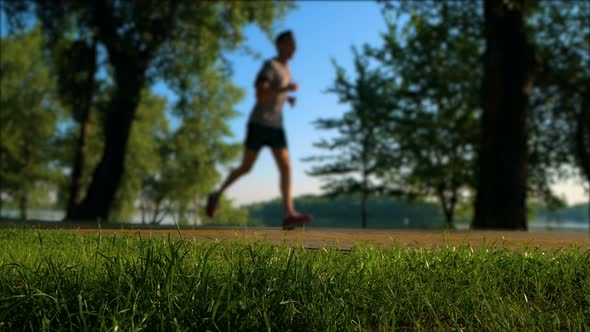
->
[2, 221, 589, 251]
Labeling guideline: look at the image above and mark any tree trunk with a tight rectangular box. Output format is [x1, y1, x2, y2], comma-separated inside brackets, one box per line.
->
[473, 0, 535, 230]
[67, 60, 146, 222]
[65, 39, 97, 220]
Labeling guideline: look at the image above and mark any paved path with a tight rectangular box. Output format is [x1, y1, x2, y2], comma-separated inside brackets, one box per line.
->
[2, 220, 589, 251]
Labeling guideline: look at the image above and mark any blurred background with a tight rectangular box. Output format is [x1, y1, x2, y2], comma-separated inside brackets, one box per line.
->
[1, 1, 588, 230]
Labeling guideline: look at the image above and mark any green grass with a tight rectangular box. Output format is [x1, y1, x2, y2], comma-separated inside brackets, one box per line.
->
[1, 229, 589, 331]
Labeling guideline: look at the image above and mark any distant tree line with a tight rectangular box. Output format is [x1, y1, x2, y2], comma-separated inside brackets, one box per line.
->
[247, 195, 443, 228]
[246, 196, 589, 228]
[534, 203, 590, 224]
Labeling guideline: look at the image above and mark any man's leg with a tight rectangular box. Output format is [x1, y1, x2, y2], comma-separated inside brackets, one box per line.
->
[206, 148, 259, 218]
[272, 147, 312, 229]
[271, 147, 297, 216]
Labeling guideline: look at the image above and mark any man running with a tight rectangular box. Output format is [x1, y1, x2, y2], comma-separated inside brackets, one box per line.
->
[206, 30, 312, 230]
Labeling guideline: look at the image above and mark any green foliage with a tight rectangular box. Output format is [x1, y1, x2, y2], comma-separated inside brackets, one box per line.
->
[152, 1, 295, 93]
[373, 1, 482, 228]
[306, 48, 399, 194]
[170, 63, 244, 204]
[0, 28, 61, 214]
[527, 1, 590, 208]
[305, 46, 402, 228]
[1, 229, 589, 330]
[312, 2, 483, 228]
[136, 62, 244, 225]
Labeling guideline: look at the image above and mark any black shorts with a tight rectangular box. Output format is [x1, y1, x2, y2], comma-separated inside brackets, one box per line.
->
[245, 123, 287, 150]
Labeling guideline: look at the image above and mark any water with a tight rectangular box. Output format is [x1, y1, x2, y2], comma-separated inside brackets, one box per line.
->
[0, 209, 198, 226]
[453, 221, 589, 232]
[1, 209, 588, 232]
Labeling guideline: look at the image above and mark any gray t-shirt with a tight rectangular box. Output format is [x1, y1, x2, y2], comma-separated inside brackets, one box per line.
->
[248, 58, 291, 128]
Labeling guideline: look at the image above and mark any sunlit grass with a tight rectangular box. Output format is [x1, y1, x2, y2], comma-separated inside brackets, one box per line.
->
[1, 228, 589, 331]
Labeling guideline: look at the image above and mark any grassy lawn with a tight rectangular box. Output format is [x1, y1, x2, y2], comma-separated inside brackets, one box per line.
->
[1, 228, 589, 331]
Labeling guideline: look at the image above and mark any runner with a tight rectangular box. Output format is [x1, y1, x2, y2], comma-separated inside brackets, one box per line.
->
[205, 30, 312, 230]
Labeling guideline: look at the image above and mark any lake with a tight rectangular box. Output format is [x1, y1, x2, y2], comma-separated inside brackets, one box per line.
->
[1, 209, 588, 232]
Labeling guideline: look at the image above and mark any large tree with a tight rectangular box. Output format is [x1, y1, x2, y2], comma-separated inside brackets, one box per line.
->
[472, 0, 537, 230]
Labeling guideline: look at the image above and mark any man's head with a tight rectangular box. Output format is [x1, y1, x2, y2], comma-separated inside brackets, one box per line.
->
[275, 30, 296, 60]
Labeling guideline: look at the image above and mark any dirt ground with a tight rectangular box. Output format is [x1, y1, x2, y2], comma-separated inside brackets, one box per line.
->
[2, 220, 589, 251]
